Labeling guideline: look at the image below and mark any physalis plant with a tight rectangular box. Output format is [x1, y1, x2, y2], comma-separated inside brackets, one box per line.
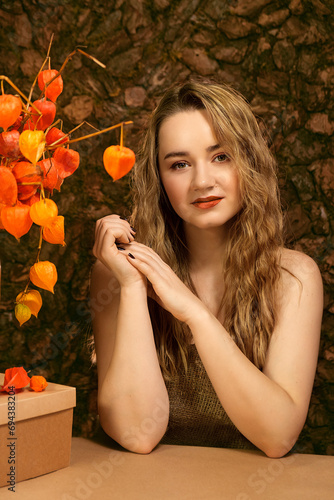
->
[0, 41, 135, 326]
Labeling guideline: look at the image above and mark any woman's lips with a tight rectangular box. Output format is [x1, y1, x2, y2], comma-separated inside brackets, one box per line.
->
[192, 197, 223, 209]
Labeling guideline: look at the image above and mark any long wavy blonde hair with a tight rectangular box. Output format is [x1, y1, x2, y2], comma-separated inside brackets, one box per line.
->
[130, 80, 284, 378]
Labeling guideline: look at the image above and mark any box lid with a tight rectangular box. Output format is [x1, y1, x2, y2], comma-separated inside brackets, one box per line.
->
[0, 374, 76, 424]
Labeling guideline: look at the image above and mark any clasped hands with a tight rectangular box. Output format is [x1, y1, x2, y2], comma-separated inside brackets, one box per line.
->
[93, 215, 202, 324]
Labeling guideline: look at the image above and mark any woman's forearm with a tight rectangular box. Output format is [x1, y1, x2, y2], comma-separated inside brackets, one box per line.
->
[98, 284, 169, 453]
[187, 307, 301, 457]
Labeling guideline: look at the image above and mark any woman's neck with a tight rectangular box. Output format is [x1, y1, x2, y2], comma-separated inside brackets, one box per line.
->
[184, 223, 229, 275]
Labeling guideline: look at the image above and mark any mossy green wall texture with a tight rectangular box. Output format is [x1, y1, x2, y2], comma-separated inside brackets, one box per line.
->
[0, 0, 333, 453]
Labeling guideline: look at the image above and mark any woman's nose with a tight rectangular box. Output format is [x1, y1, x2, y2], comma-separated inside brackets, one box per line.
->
[191, 163, 215, 190]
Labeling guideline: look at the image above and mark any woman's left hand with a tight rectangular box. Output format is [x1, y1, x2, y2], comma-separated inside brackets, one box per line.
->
[123, 242, 204, 323]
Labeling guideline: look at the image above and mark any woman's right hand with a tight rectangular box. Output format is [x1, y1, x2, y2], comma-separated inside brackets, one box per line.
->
[92, 214, 145, 288]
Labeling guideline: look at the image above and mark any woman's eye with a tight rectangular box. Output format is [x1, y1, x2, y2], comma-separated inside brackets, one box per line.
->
[171, 161, 188, 170]
[214, 153, 230, 163]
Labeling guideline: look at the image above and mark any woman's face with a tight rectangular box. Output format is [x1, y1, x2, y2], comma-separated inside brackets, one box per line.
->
[158, 109, 243, 230]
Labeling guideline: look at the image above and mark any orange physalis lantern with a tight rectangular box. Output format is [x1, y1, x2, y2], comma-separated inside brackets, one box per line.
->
[1, 202, 33, 240]
[103, 145, 135, 181]
[30, 375, 48, 392]
[30, 99, 56, 131]
[0, 166, 18, 206]
[38, 69, 64, 102]
[30, 198, 58, 226]
[19, 130, 45, 164]
[20, 192, 41, 207]
[1, 367, 30, 392]
[38, 158, 59, 192]
[43, 215, 65, 245]
[46, 127, 68, 146]
[16, 289, 42, 318]
[53, 147, 80, 178]
[12, 161, 42, 200]
[0, 94, 22, 132]
[15, 303, 32, 326]
[29, 260, 58, 293]
[0, 130, 20, 158]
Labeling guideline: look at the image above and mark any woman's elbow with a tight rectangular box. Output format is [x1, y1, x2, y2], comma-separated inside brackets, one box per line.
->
[261, 435, 298, 459]
[100, 419, 162, 454]
[263, 447, 290, 459]
[98, 405, 167, 455]
[120, 434, 160, 455]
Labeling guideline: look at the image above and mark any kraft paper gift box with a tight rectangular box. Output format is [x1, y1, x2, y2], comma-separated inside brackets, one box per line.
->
[0, 373, 76, 488]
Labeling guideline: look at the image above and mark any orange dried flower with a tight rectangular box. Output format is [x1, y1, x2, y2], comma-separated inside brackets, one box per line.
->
[30, 99, 56, 131]
[1, 367, 30, 392]
[43, 215, 65, 245]
[30, 375, 48, 392]
[103, 145, 135, 181]
[38, 158, 60, 192]
[45, 127, 68, 147]
[15, 303, 32, 326]
[0, 166, 18, 206]
[29, 260, 58, 293]
[19, 130, 46, 164]
[1, 201, 33, 240]
[38, 69, 63, 102]
[30, 198, 58, 226]
[0, 130, 21, 158]
[0, 95, 22, 132]
[16, 289, 42, 318]
[20, 192, 40, 207]
[53, 147, 80, 178]
[12, 161, 42, 201]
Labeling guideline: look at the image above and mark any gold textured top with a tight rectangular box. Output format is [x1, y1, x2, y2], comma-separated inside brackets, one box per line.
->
[161, 343, 256, 450]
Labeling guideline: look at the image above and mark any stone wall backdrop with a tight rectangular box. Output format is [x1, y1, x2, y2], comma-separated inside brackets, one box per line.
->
[0, 0, 333, 454]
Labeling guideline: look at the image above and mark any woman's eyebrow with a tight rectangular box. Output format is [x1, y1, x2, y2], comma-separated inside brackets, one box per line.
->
[207, 144, 221, 153]
[163, 150, 188, 160]
[163, 144, 221, 160]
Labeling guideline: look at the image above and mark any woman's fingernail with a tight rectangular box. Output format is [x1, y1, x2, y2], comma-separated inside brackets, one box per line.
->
[130, 226, 136, 233]
[117, 246, 125, 251]
[128, 253, 135, 259]
[119, 216, 128, 221]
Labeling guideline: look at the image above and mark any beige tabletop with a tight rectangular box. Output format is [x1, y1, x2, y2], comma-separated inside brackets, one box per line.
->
[1, 436, 333, 499]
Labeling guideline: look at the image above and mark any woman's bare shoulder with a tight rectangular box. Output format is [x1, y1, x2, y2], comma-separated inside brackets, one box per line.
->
[280, 247, 321, 275]
[279, 247, 323, 292]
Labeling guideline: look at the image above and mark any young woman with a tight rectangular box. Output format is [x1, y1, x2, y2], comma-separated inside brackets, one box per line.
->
[91, 81, 323, 457]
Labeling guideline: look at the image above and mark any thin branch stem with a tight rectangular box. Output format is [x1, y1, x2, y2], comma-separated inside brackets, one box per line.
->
[23, 279, 31, 294]
[120, 122, 124, 148]
[64, 121, 133, 147]
[36, 227, 43, 262]
[46, 120, 98, 148]
[17, 182, 43, 186]
[77, 48, 106, 68]
[39, 47, 106, 100]
[28, 56, 49, 105]
[28, 33, 55, 103]
[46, 34, 54, 61]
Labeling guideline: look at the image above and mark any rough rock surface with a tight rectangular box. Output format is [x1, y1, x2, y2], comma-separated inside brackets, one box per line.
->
[0, 0, 333, 455]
